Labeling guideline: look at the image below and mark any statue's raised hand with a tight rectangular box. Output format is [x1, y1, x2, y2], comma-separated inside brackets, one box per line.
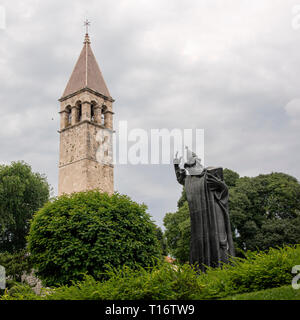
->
[173, 151, 182, 165]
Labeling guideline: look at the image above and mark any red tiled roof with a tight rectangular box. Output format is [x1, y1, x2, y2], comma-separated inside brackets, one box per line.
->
[61, 34, 111, 99]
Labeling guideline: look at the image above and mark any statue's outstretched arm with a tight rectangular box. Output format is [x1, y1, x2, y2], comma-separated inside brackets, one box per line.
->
[174, 164, 186, 185]
[173, 152, 186, 185]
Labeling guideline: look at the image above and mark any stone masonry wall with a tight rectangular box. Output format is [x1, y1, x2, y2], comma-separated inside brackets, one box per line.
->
[58, 119, 114, 196]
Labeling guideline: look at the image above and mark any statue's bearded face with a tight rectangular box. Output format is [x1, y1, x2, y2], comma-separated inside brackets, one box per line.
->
[184, 157, 204, 175]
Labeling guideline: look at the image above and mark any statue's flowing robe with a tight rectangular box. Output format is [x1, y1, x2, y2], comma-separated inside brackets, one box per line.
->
[174, 165, 235, 272]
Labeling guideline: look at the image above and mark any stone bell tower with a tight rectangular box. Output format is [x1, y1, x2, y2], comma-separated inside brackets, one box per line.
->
[58, 31, 114, 196]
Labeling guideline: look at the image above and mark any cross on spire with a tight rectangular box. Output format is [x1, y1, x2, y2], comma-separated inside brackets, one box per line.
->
[84, 19, 90, 35]
[83, 19, 91, 44]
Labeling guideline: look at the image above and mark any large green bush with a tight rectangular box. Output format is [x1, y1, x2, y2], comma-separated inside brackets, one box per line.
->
[27, 191, 161, 286]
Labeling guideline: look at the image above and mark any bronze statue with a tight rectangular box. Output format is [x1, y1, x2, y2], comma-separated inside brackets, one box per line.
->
[173, 147, 235, 272]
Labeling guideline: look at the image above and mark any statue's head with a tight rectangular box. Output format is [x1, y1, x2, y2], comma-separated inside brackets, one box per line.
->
[184, 147, 204, 175]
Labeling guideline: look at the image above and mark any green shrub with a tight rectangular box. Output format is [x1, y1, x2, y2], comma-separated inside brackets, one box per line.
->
[27, 191, 161, 287]
[1, 262, 204, 300]
[196, 244, 300, 299]
[2, 245, 299, 300]
[0, 249, 32, 282]
[91, 263, 204, 300]
[1, 282, 41, 300]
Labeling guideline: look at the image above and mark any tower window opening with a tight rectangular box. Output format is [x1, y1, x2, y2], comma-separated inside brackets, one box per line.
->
[101, 105, 107, 125]
[66, 106, 72, 126]
[77, 103, 82, 122]
[91, 103, 95, 122]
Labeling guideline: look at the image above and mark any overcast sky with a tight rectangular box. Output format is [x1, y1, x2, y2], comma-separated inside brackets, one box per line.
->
[1, 0, 300, 228]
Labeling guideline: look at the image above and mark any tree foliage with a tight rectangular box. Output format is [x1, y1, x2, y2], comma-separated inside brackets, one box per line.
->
[223, 168, 240, 187]
[177, 188, 187, 208]
[0, 161, 50, 252]
[27, 191, 161, 286]
[155, 226, 168, 256]
[163, 202, 190, 262]
[229, 172, 300, 251]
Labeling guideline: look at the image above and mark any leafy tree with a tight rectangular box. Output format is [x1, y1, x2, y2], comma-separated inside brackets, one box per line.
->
[223, 168, 240, 187]
[155, 227, 168, 256]
[0, 161, 50, 252]
[229, 172, 300, 251]
[177, 188, 187, 208]
[164, 202, 190, 262]
[27, 191, 161, 286]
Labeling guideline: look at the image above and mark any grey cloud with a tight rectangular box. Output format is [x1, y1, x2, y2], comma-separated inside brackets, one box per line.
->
[1, 0, 300, 227]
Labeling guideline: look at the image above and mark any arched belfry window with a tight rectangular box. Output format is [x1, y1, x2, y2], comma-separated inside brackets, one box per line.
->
[77, 102, 82, 122]
[66, 106, 72, 126]
[101, 105, 107, 125]
[91, 102, 96, 122]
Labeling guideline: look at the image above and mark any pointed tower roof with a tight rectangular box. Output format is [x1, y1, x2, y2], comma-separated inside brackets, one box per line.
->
[61, 33, 111, 100]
